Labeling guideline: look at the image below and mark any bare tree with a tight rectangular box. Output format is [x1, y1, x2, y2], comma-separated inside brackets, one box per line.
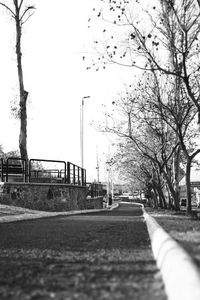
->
[141, 70, 199, 213]
[89, 0, 200, 213]
[89, 0, 200, 127]
[100, 83, 180, 210]
[0, 0, 35, 161]
[100, 64, 200, 212]
[115, 141, 167, 208]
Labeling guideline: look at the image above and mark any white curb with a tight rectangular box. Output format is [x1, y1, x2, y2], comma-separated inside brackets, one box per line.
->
[143, 210, 200, 300]
[124, 202, 200, 300]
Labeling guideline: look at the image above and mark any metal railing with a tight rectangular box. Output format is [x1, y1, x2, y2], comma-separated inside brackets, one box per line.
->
[0, 157, 27, 182]
[0, 157, 86, 186]
[67, 162, 86, 186]
[29, 159, 67, 183]
[0, 158, 3, 182]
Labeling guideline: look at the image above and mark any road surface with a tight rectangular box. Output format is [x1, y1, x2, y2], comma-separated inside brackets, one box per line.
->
[0, 203, 167, 299]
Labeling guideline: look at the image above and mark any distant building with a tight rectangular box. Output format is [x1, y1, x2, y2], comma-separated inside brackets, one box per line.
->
[179, 169, 200, 206]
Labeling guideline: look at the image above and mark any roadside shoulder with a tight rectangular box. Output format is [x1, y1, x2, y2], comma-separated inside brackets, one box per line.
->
[0, 202, 119, 223]
[144, 207, 200, 300]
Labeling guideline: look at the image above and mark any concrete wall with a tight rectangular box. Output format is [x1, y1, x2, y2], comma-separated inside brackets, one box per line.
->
[0, 182, 103, 212]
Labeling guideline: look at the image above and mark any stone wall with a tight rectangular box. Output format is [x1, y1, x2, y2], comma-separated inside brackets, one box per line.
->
[0, 182, 103, 212]
[86, 197, 104, 209]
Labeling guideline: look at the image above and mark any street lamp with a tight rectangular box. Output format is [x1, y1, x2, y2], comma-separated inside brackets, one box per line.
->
[80, 96, 90, 168]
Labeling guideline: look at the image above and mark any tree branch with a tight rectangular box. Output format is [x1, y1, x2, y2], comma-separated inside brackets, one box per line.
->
[20, 6, 35, 22]
[0, 2, 15, 17]
[19, 0, 24, 11]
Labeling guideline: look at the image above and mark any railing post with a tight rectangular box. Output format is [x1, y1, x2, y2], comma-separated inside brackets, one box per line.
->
[84, 169, 86, 186]
[81, 168, 86, 186]
[6, 158, 9, 182]
[78, 167, 80, 185]
[64, 161, 67, 184]
[81, 168, 83, 186]
[29, 159, 32, 182]
[73, 165, 75, 185]
[67, 162, 70, 184]
[22, 159, 28, 182]
[0, 158, 3, 182]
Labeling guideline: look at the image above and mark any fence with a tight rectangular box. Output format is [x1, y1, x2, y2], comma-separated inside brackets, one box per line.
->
[1, 157, 26, 182]
[67, 162, 86, 186]
[87, 182, 106, 198]
[29, 158, 67, 184]
[0, 157, 86, 186]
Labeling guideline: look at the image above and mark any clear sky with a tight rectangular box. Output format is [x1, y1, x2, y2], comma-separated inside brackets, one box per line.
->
[0, 0, 137, 182]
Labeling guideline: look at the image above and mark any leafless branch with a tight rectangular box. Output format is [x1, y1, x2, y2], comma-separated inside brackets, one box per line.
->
[21, 11, 35, 24]
[20, 5, 35, 22]
[0, 2, 15, 17]
[19, 0, 24, 11]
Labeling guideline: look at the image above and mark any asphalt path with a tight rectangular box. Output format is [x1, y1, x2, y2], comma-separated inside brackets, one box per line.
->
[0, 203, 167, 300]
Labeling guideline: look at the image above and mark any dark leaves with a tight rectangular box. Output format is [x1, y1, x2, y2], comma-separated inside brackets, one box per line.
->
[152, 41, 159, 46]
[130, 33, 136, 39]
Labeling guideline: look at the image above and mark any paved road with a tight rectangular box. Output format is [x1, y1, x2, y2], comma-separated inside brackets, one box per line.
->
[0, 203, 167, 300]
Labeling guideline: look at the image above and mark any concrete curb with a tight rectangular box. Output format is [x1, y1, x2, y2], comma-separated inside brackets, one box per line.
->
[0, 202, 119, 224]
[143, 207, 200, 300]
[123, 202, 200, 299]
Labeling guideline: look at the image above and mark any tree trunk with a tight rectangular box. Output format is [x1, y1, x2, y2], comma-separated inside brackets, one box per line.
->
[14, 0, 28, 161]
[156, 184, 166, 209]
[19, 91, 28, 161]
[151, 187, 158, 208]
[172, 146, 180, 210]
[166, 184, 173, 209]
[185, 157, 192, 214]
[163, 172, 179, 210]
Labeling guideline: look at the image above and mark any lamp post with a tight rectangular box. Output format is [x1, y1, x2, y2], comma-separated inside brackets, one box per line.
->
[80, 96, 90, 168]
[106, 158, 114, 206]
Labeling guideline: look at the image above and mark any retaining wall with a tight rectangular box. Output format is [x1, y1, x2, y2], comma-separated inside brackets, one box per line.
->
[86, 196, 104, 209]
[0, 182, 103, 212]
